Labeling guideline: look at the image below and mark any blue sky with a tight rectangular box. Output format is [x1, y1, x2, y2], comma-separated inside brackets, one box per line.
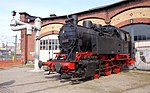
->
[0, 0, 121, 46]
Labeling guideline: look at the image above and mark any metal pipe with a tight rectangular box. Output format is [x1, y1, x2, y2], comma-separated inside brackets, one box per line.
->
[10, 25, 28, 31]
[34, 18, 41, 31]
[10, 19, 28, 26]
[34, 30, 40, 71]
[14, 35, 17, 57]
[10, 25, 33, 35]
[10, 17, 42, 72]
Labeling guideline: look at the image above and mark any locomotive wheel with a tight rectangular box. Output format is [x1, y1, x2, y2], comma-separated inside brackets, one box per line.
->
[113, 67, 121, 74]
[104, 68, 112, 76]
[93, 74, 100, 79]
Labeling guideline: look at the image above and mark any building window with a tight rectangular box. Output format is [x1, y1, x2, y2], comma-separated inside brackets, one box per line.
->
[40, 39, 59, 50]
[40, 40, 42, 50]
[45, 40, 48, 50]
[121, 24, 150, 41]
[134, 34, 150, 41]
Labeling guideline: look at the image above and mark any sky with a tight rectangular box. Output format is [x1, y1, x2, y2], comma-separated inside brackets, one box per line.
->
[0, 0, 122, 46]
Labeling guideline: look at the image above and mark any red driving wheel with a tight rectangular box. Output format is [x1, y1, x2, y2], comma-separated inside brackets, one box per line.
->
[104, 68, 112, 76]
[113, 67, 121, 74]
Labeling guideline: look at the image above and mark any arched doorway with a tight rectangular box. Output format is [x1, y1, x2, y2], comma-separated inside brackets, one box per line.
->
[121, 24, 150, 70]
[39, 34, 60, 62]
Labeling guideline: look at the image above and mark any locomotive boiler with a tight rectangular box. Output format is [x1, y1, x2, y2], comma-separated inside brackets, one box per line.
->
[39, 15, 134, 82]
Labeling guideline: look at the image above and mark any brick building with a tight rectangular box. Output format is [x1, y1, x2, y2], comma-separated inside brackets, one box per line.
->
[19, 0, 150, 69]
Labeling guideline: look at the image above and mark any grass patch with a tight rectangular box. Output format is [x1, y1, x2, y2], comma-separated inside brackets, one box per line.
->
[19, 64, 34, 68]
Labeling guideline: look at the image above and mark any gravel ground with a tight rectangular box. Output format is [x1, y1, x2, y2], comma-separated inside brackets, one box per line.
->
[0, 66, 150, 93]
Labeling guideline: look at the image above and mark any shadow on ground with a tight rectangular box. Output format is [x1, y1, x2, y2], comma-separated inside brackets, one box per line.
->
[0, 80, 15, 87]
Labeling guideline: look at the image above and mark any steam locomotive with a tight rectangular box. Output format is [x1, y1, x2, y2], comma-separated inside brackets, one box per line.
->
[39, 15, 134, 82]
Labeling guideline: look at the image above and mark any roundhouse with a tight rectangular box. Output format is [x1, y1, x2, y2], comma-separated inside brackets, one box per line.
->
[19, 0, 150, 70]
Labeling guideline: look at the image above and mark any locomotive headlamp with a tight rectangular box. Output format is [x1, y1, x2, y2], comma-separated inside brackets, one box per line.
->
[11, 10, 16, 17]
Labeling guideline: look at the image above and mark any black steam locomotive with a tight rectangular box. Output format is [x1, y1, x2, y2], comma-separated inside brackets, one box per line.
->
[39, 15, 134, 82]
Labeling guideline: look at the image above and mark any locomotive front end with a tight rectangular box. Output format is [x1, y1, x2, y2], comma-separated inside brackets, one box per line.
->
[59, 23, 77, 50]
[39, 22, 78, 75]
